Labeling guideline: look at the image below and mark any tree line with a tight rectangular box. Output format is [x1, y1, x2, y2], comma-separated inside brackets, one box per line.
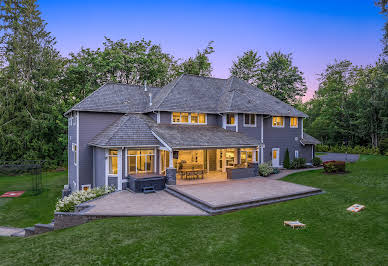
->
[0, 0, 387, 165]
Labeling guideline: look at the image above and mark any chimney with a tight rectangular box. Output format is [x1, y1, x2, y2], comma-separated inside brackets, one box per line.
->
[149, 92, 152, 106]
[144, 80, 148, 92]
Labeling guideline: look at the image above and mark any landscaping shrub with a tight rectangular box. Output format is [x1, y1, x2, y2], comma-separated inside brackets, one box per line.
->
[272, 168, 280, 174]
[323, 160, 346, 173]
[312, 157, 322, 167]
[290, 158, 306, 169]
[259, 162, 273, 177]
[283, 148, 290, 169]
[55, 186, 115, 212]
[316, 144, 379, 155]
[379, 138, 388, 155]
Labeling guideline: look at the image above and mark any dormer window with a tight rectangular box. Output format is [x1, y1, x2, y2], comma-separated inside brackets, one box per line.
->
[290, 117, 298, 128]
[172, 112, 206, 124]
[226, 114, 235, 125]
[243, 114, 256, 127]
[272, 116, 284, 128]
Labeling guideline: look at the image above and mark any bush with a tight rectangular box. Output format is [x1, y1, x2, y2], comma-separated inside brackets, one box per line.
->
[283, 148, 290, 169]
[55, 186, 115, 212]
[259, 162, 273, 177]
[379, 138, 388, 155]
[272, 167, 280, 174]
[312, 157, 322, 167]
[290, 158, 306, 169]
[316, 144, 379, 155]
[323, 160, 346, 173]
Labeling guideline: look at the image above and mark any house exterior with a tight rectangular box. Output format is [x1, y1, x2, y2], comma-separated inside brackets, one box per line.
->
[64, 74, 320, 192]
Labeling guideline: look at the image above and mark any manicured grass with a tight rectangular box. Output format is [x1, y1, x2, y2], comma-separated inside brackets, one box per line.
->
[0, 171, 67, 227]
[1, 156, 388, 265]
[315, 152, 328, 155]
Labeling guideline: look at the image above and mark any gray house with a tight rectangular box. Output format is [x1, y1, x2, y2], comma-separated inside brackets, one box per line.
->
[65, 74, 320, 192]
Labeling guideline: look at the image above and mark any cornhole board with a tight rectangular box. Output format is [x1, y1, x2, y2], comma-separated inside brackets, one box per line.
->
[347, 204, 365, 213]
[284, 221, 305, 229]
[0, 191, 25, 198]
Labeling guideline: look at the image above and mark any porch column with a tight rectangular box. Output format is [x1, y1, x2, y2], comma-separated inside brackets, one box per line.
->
[169, 150, 174, 168]
[252, 147, 257, 162]
[167, 150, 176, 185]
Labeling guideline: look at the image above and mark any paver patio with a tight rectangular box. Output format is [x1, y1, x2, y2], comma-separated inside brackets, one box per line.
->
[83, 190, 208, 216]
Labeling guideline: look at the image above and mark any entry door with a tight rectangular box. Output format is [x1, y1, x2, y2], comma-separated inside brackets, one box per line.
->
[272, 148, 280, 167]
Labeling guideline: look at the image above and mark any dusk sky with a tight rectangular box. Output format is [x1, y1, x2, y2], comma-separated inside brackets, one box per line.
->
[39, 0, 386, 100]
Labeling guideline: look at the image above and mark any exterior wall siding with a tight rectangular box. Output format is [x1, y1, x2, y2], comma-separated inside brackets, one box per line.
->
[68, 113, 77, 191]
[94, 147, 106, 187]
[78, 112, 123, 190]
[237, 114, 262, 140]
[262, 117, 312, 164]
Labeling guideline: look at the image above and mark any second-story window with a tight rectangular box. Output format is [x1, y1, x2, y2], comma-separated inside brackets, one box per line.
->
[172, 112, 206, 124]
[244, 114, 256, 127]
[272, 116, 284, 127]
[290, 117, 298, 128]
[226, 114, 235, 125]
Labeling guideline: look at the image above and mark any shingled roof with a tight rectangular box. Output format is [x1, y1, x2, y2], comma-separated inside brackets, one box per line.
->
[300, 133, 321, 145]
[88, 114, 160, 148]
[147, 74, 307, 117]
[150, 124, 261, 150]
[64, 83, 161, 116]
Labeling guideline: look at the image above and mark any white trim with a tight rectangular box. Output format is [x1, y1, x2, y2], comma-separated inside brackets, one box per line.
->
[92, 146, 95, 187]
[118, 149, 122, 190]
[290, 117, 298, 128]
[169, 150, 174, 168]
[76, 111, 79, 191]
[157, 111, 160, 124]
[260, 146, 264, 164]
[236, 114, 239, 132]
[243, 113, 257, 127]
[261, 115, 264, 143]
[104, 149, 108, 187]
[154, 148, 157, 174]
[226, 113, 236, 126]
[222, 115, 226, 129]
[151, 131, 172, 152]
[124, 148, 128, 178]
[295, 150, 299, 159]
[272, 116, 285, 128]
[171, 112, 207, 125]
[81, 184, 91, 191]
[301, 118, 304, 139]
[272, 148, 280, 167]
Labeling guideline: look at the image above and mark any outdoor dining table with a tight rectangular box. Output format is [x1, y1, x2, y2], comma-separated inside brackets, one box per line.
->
[179, 169, 204, 180]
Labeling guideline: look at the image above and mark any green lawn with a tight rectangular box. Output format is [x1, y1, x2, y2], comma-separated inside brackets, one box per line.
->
[0, 171, 67, 227]
[315, 152, 328, 155]
[1, 155, 388, 265]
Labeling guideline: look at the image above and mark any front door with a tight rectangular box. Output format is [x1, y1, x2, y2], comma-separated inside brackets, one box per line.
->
[272, 148, 280, 167]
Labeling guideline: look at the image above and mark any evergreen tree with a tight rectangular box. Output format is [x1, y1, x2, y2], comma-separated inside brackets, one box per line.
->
[230, 50, 261, 85]
[0, 0, 65, 163]
[283, 148, 290, 169]
[180, 41, 215, 76]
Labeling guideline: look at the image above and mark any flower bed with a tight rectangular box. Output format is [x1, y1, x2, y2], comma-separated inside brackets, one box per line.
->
[55, 186, 115, 212]
[323, 160, 346, 173]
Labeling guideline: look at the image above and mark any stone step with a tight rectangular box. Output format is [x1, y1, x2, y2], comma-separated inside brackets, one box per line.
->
[34, 223, 54, 234]
[10, 229, 25, 237]
[24, 227, 36, 237]
[166, 186, 323, 215]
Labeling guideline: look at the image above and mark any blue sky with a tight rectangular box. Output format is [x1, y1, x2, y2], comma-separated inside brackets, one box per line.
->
[39, 0, 386, 99]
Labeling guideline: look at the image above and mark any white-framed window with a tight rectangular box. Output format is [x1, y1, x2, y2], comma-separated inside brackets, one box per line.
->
[272, 116, 284, 128]
[72, 143, 77, 165]
[295, 150, 299, 158]
[172, 112, 206, 124]
[108, 149, 118, 175]
[81, 184, 91, 191]
[226, 113, 235, 125]
[243, 114, 256, 127]
[290, 117, 298, 128]
[127, 149, 155, 174]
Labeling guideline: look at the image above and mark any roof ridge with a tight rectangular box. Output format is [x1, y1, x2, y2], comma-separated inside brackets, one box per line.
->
[181, 73, 227, 81]
[152, 74, 184, 110]
[103, 115, 131, 145]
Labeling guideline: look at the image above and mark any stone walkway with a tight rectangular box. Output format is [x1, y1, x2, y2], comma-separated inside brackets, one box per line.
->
[268, 167, 323, 180]
[0, 226, 25, 237]
[83, 190, 208, 216]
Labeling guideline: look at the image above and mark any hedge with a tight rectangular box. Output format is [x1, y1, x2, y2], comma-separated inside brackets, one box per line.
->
[316, 144, 380, 155]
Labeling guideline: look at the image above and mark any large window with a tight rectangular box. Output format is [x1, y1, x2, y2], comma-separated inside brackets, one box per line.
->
[226, 114, 235, 125]
[172, 112, 206, 124]
[290, 117, 298, 128]
[244, 114, 256, 127]
[272, 116, 284, 127]
[108, 149, 118, 175]
[127, 150, 155, 174]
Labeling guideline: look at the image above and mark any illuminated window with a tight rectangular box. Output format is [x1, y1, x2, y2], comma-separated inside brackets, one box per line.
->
[272, 116, 284, 127]
[290, 117, 298, 128]
[127, 150, 155, 174]
[244, 114, 256, 126]
[226, 114, 235, 125]
[108, 149, 118, 175]
[273, 149, 277, 159]
[72, 144, 77, 165]
[172, 112, 206, 124]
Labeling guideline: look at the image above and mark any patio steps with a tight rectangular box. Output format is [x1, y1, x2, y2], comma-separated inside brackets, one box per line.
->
[24, 222, 54, 237]
[165, 186, 323, 215]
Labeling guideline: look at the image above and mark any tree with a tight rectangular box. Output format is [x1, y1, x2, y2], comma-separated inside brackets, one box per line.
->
[230, 50, 261, 85]
[258, 51, 307, 105]
[0, 0, 65, 163]
[283, 148, 290, 169]
[180, 41, 215, 76]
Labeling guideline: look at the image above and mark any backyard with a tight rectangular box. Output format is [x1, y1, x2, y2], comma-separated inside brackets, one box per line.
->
[0, 155, 387, 265]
